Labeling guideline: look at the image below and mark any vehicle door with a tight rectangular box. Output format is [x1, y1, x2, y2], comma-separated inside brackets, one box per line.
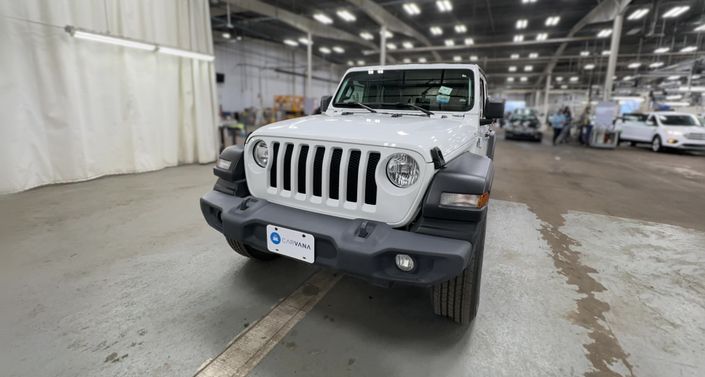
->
[635, 114, 658, 141]
[619, 114, 642, 140]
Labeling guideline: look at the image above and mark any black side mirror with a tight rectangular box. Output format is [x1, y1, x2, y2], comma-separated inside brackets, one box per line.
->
[484, 99, 505, 119]
[320, 95, 332, 112]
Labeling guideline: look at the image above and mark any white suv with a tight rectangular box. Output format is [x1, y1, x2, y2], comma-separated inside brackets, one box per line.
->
[618, 112, 705, 152]
[200, 64, 504, 324]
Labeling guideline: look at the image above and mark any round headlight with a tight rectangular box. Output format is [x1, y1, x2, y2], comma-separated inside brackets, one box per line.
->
[386, 153, 419, 188]
[252, 140, 269, 167]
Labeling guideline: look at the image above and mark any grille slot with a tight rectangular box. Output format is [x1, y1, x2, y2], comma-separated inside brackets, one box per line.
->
[269, 142, 280, 187]
[365, 152, 381, 205]
[346, 151, 361, 202]
[312, 147, 325, 197]
[297, 145, 309, 193]
[329, 148, 343, 200]
[282, 144, 293, 191]
[685, 133, 705, 140]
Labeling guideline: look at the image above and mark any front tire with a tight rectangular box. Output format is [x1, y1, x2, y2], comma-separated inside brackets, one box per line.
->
[227, 238, 278, 260]
[651, 136, 662, 153]
[432, 222, 486, 324]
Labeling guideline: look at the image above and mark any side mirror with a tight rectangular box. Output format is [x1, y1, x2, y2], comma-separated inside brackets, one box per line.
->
[320, 95, 333, 112]
[484, 99, 505, 119]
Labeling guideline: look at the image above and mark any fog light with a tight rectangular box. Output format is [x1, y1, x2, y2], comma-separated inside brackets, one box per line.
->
[216, 158, 231, 170]
[395, 254, 415, 272]
[667, 138, 678, 144]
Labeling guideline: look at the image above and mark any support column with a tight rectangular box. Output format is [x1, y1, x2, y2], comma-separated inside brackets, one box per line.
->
[603, 12, 623, 101]
[543, 74, 551, 118]
[306, 32, 312, 100]
[380, 26, 387, 66]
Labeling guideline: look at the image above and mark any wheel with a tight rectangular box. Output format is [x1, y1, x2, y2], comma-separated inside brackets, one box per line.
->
[226, 237, 278, 260]
[651, 136, 662, 153]
[432, 221, 486, 324]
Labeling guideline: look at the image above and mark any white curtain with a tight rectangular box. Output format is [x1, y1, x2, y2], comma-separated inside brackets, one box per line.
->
[0, 0, 219, 194]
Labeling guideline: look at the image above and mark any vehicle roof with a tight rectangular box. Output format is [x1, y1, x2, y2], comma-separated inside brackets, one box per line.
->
[345, 63, 482, 74]
[650, 111, 697, 116]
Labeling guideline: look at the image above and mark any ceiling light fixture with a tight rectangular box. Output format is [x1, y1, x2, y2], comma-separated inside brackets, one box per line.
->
[627, 8, 649, 20]
[662, 6, 690, 18]
[402, 41, 414, 49]
[403, 58, 411, 63]
[654, 47, 669, 53]
[580, 51, 590, 57]
[680, 46, 697, 53]
[436, 0, 453, 12]
[470, 55, 478, 61]
[649, 62, 664, 68]
[336, 10, 356, 22]
[464, 38, 474, 45]
[536, 33, 548, 41]
[520, 76, 528, 82]
[319, 46, 331, 54]
[430, 26, 443, 35]
[403, 3, 421, 16]
[695, 24, 705, 32]
[444, 39, 455, 46]
[601, 50, 610, 56]
[455, 24, 467, 33]
[524, 65, 533, 72]
[357, 59, 365, 65]
[453, 56, 462, 62]
[529, 52, 538, 58]
[623, 76, 633, 81]
[507, 77, 515, 82]
[584, 64, 595, 70]
[510, 53, 519, 59]
[360, 32, 374, 40]
[555, 76, 563, 82]
[222, 32, 231, 39]
[667, 75, 680, 80]
[516, 19, 528, 29]
[545, 16, 560, 26]
[513, 34, 524, 42]
[383, 30, 394, 38]
[158, 46, 215, 61]
[509, 66, 517, 72]
[418, 57, 427, 63]
[521, 0, 537, 3]
[386, 43, 397, 50]
[313, 13, 333, 24]
[65, 26, 156, 51]
[283, 39, 299, 47]
[332, 46, 345, 53]
[298, 37, 312, 45]
[569, 76, 579, 82]
[597, 29, 612, 38]
[628, 62, 642, 69]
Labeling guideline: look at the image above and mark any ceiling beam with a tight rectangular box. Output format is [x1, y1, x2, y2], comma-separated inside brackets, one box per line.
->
[345, 0, 442, 61]
[222, 0, 376, 49]
[536, 0, 633, 88]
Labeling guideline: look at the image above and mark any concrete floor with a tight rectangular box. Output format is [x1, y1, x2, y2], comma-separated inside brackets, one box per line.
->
[1, 135, 704, 377]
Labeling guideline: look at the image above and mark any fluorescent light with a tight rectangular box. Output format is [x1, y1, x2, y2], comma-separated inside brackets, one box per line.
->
[693, 75, 702, 79]
[418, 57, 427, 63]
[402, 58, 411, 63]
[569, 76, 579, 82]
[430, 26, 443, 35]
[360, 32, 374, 40]
[536, 33, 548, 41]
[524, 65, 533, 72]
[507, 77, 515, 82]
[513, 34, 524, 42]
[597, 29, 612, 38]
[436, 0, 453, 12]
[667, 75, 680, 80]
[623, 76, 634, 81]
[510, 53, 519, 59]
[319, 46, 331, 54]
[158, 46, 214, 61]
[654, 47, 669, 53]
[298, 37, 312, 45]
[584, 64, 595, 70]
[522, 0, 537, 3]
[222, 32, 231, 39]
[453, 56, 462, 62]
[695, 24, 705, 32]
[402, 41, 414, 49]
[444, 39, 455, 46]
[336, 9, 356, 22]
[680, 46, 697, 53]
[627, 8, 649, 20]
[628, 62, 641, 69]
[516, 19, 528, 29]
[649, 62, 664, 68]
[332, 46, 345, 53]
[662, 6, 689, 18]
[383, 30, 394, 38]
[455, 24, 467, 33]
[561, 85, 568, 89]
[545, 16, 560, 26]
[464, 38, 474, 45]
[677, 86, 705, 92]
[520, 76, 528, 82]
[313, 13, 333, 24]
[601, 50, 610, 56]
[347, 60, 354, 66]
[66, 27, 156, 51]
[403, 3, 421, 15]
[283, 39, 299, 47]
[529, 52, 538, 58]
[470, 55, 478, 61]
[357, 59, 365, 65]
[386, 43, 397, 50]
[555, 76, 563, 82]
[508, 66, 517, 72]
[580, 51, 590, 57]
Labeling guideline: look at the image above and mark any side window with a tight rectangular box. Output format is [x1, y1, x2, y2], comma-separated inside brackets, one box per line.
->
[479, 77, 486, 116]
[646, 115, 655, 126]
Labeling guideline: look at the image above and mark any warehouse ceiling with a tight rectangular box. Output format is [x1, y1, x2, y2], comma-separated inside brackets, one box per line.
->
[210, 0, 705, 93]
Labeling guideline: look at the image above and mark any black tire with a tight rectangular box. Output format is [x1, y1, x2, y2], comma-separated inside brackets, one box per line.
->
[226, 237, 278, 260]
[432, 221, 486, 324]
[651, 136, 662, 153]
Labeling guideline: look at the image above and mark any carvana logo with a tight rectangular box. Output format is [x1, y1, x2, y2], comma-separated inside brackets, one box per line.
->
[270, 232, 281, 245]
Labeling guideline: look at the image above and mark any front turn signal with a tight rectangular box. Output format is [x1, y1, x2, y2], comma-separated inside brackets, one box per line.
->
[440, 192, 490, 209]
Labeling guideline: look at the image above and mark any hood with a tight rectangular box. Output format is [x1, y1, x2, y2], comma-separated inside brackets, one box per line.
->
[249, 113, 477, 162]
[661, 125, 704, 133]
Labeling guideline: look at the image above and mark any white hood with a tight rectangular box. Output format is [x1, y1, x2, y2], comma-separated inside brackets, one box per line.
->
[249, 113, 478, 162]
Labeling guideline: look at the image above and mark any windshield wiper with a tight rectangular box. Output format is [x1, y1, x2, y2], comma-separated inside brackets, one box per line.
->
[388, 102, 434, 117]
[351, 102, 377, 113]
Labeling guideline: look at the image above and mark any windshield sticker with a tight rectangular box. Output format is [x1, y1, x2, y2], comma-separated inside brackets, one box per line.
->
[436, 94, 450, 104]
[438, 86, 453, 95]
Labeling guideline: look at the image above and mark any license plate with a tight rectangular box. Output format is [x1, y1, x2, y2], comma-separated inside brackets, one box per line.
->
[266, 225, 315, 263]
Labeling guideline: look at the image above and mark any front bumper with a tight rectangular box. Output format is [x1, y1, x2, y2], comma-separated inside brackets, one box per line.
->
[200, 191, 473, 286]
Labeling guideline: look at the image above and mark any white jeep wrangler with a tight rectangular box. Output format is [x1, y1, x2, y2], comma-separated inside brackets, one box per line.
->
[201, 64, 504, 324]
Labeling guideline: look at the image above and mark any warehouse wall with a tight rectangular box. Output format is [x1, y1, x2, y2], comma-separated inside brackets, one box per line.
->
[0, 0, 219, 194]
[214, 39, 345, 113]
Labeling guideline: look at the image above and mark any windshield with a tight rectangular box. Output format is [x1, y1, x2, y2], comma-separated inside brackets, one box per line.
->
[510, 109, 538, 122]
[333, 69, 474, 112]
[657, 114, 699, 126]
[623, 113, 647, 122]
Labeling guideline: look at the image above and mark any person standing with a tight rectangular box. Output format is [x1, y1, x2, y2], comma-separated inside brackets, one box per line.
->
[550, 111, 566, 145]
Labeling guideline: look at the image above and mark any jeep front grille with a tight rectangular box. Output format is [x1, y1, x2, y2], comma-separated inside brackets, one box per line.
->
[268, 142, 381, 206]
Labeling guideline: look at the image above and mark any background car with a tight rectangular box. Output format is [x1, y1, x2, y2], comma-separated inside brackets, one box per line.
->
[618, 112, 705, 152]
[504, 108, 543, 142]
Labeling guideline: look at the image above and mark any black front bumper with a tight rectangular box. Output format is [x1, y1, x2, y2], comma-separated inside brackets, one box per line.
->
[200, 191, 473, 286]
